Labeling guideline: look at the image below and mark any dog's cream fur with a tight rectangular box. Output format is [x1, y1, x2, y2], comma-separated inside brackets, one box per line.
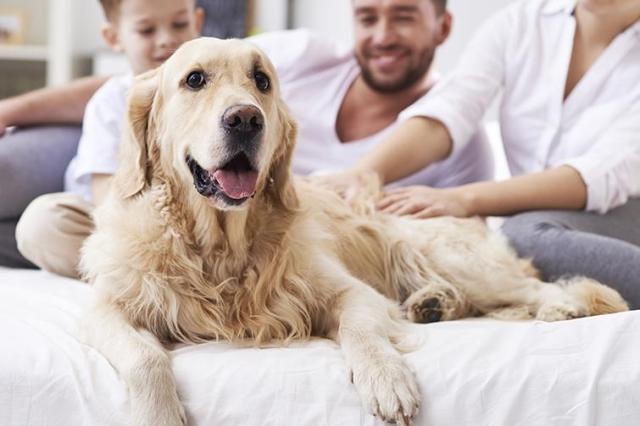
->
[80, 38, 628, 426]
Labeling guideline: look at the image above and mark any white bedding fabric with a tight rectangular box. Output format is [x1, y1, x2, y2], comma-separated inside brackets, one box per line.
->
[1, 267, 639, 426]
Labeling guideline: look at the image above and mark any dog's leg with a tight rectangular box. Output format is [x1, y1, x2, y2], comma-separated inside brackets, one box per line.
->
[403, 274, 474, 323]
[330, 279, 420, 425]
[535, 276, 629, 320]
[80, 302, 186, 426]
[461, 274, 627, 321]
[413, 231, 628, 321]
[457, 272, 587, 321]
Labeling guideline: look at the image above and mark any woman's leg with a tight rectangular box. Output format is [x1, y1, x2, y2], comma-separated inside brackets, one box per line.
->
[501, 199, 640, 309]
[15, 193, 93, 279]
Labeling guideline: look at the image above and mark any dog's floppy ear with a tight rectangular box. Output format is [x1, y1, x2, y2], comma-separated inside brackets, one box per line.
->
[113, 69, 159, 199]
[267, 99, 299, 211]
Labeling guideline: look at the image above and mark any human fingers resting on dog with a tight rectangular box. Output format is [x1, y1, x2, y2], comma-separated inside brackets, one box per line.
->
[378, 185, 471, 218]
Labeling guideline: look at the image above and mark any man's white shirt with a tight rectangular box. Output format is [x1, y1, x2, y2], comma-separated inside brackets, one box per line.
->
[401, 0, 640, 213]
[249, 29, 493, 189]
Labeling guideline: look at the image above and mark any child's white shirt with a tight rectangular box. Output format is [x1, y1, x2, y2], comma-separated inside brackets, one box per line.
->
[64, 74, 133, 201]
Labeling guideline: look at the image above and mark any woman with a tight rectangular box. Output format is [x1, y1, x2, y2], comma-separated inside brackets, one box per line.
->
[340, 0, 640, 307]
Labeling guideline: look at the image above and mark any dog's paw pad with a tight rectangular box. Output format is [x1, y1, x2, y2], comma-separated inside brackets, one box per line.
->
[536, 303, 584, 322]
[410, 297, 443, 323]
[352, 357, 420, 425]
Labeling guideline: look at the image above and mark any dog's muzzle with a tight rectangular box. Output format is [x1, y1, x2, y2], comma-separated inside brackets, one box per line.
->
[186, 153, 259, 206]
[222, 104, 264, 147]
[185, 104, 264, 206]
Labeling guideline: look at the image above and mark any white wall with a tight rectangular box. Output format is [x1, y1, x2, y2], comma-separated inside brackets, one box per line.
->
[254, 0, 288, 33]
[72, 0, 107, 54]
[291, 0, 353, 44]
[437, 0, 515, 72]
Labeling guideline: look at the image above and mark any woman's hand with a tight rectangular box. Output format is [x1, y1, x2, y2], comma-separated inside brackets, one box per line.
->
[377, 186, 474, 218]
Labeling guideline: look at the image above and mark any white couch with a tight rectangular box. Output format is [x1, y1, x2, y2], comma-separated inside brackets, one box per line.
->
[2, 267, 639, 426]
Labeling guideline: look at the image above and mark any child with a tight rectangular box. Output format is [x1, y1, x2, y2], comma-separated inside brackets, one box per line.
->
[15, 0, 204, 278]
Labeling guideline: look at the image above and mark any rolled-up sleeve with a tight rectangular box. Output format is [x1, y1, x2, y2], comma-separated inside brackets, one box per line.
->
[563, 100, 640, 213]
[399, 7, 513, 156]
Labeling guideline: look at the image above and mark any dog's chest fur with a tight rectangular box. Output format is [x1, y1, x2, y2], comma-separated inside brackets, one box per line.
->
[105, 192, 331, 346]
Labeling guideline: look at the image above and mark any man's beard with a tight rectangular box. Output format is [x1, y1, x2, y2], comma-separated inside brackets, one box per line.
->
[357, 47, 435, 94]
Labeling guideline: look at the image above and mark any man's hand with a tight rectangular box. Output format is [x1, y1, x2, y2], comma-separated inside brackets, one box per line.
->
[307, 169, 381, 203]
[377, 185, 474, 218]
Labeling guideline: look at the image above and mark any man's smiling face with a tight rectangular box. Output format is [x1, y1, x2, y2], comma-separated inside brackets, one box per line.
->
[352, 0, 446, 93]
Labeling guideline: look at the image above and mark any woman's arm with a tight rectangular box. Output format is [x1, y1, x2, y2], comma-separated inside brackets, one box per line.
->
[0, 76, 108, 136]
[379, 166, 587, 218]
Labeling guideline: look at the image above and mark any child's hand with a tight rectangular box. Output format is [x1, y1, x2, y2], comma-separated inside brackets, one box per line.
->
[0, 101, 12, 137]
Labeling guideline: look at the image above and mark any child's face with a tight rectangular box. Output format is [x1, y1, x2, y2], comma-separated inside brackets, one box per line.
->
[103, 0, 203, 75]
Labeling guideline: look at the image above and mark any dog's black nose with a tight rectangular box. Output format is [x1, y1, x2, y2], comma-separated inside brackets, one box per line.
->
[222, 105, 264, 140]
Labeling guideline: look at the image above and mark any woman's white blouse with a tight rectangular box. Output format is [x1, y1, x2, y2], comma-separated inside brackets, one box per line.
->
[401, 0, 640, 213]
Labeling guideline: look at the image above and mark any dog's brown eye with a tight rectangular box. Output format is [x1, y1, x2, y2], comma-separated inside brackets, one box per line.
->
[186, 71, 206, 90]
[254, 71, 270, 92]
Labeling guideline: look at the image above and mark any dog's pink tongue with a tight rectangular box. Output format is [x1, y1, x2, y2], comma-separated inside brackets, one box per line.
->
[213, 170, 259, 200]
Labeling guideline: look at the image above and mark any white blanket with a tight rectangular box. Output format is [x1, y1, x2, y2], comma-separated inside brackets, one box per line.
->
[1, 267, 639, 426]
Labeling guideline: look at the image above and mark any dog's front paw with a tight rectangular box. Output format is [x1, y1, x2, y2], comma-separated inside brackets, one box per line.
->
[535, 302, 585, 322]
[130, 389, 187, 426]
[351, 355, 420, 425]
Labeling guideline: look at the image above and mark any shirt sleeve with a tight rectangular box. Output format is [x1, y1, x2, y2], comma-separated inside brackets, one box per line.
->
[562, 100, 640, 214]
[399, 6, 515, 156]
[71, 78, 127, 185]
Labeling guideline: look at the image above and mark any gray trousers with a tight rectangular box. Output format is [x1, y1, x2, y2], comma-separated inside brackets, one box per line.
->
[502, 200, 640, 309]
[0, 126, 81, 268]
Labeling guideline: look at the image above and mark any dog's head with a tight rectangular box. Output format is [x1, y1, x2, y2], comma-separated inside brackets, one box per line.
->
[114, 37, 298, 211]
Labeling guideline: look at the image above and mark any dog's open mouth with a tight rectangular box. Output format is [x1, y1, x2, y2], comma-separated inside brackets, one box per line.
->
[186, 153, 259, 205]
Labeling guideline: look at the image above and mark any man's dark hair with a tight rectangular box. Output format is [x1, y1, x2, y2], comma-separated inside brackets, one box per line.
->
[431, 0, 447, 14]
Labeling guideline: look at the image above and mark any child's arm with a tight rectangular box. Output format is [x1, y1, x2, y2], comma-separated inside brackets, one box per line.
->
[0, 76, 108, 137]
[91, 174, 113, 206]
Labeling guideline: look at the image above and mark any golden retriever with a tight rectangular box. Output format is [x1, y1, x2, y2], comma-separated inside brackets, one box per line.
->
[80, 37, 628, 426]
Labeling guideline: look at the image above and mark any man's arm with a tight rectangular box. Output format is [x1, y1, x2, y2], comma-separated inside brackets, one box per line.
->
[335, 5, 512, 194]
[354, 117, 453, 184]
[0, 75, 108, 135]
[312, 117, 453, 201]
